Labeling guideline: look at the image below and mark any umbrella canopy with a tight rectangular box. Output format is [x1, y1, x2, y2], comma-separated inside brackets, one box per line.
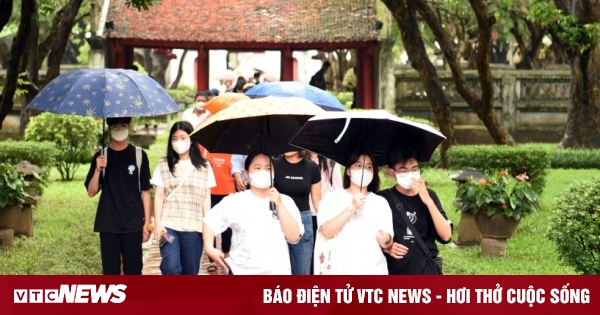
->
[202, 93, 249, 115]
[27, 68, 180, 118]
[190, 96, 325, 156]
[289, 110, 446, 166]
[245, 81, 345, 112]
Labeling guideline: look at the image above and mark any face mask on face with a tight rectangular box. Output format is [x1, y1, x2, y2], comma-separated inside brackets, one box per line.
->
[396, 171, 420, 189]
[248, 170, 273, 189]
[195, 102, 206, 111]
[350, 169, 373, 187]
[172, 139, 191, 155]
[110, 128, 128, 142]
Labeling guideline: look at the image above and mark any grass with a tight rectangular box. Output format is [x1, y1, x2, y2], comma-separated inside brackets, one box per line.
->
[2, 128, 599, 274]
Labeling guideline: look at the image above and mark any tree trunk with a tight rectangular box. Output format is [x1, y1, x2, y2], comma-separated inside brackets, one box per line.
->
[37, 7, 65, 67]
[0, 0, 35, 131]
[169, 49, 188, 89]
[0, 0, 12, 34]
[379, 39, 397, 113]
[46, 0, 84, 82]
[410, 0, 516, 145]
[20, 2, 40, 138]
[381, 0, 455, 168]
[557, 0, 600, 148]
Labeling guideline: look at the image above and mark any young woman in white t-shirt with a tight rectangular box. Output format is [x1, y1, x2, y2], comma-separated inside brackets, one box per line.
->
[202, 151, 304, 275]
[151, 121, 216, 275]
[315, 152, 394, 275]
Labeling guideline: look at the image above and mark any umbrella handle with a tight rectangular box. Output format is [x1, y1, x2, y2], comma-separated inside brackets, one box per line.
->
[269, 201, 276, 211]
[334, 118, 351, 143]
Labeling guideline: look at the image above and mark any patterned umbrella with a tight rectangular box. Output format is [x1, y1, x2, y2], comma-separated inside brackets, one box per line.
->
[27, 68, 180, 118]
[191, 96, 324, 156]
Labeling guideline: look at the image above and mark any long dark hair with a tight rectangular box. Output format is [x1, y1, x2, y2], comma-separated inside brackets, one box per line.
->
[317, 155, 336, 185]
[166, 121, 207, 176]
[342, 151, 380, 192]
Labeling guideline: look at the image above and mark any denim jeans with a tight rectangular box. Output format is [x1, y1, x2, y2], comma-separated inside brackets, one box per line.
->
[288, 211, 313, 275]
[159, 227, 203, 275]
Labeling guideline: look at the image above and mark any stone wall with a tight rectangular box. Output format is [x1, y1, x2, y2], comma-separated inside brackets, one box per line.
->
[393, 66, 571, 144]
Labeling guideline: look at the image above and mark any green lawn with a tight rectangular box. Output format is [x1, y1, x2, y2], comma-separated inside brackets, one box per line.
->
[2, 130, 599, 274]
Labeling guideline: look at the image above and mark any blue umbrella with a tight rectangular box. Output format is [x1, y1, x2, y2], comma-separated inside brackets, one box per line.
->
[27, 68, 180, 153]
[244, 81, 345, 111]
[27, 68, 180, 118]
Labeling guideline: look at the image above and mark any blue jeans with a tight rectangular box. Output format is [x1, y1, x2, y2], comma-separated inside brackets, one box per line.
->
[288, 211, 313, 275]
[159, 227, 203, 275]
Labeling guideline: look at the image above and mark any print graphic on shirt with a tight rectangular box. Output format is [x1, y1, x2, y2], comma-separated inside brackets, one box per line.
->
[127, 165, 135, 175]
[406, 227, 413, 236]
[406, 211, 417, 224]
[230, 215, 251, 265]
[285, 175, 304, 180]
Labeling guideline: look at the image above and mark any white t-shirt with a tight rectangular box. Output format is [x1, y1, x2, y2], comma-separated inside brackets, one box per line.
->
[203, 190, 304, 275]
[317, 189, 394, 275]
[151, 159, 216, 188]
[181, 107, 211, 129]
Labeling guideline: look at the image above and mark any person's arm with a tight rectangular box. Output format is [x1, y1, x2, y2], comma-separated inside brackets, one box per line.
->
[310, 182, 322, 212]
[319, 192, 365, 239]
[231, 154, 247, 191]
[413, 179, 452, 242]
[202, 200, 230, 268]
[270, 189, 302, 243]
[86, 154, 105, 197]
[151, 165, 167, 242]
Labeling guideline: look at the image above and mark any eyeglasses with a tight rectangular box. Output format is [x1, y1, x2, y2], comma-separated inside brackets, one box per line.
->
[394, 167, 420, 174]
[108, 123, 129, 130]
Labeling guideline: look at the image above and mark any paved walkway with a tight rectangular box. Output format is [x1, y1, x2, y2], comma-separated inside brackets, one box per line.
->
[142, 233, 229, 275]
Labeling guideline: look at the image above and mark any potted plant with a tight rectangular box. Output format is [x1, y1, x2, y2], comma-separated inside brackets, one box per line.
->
[454, 170, 540, 258]
[0, 163, 31, 248]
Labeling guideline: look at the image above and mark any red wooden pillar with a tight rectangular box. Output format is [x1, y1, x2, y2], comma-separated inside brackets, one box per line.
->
[196, 45, 209, 91]
[113, 40, 125, 69]
[281, 46, 294, 81]
[360, 45, 375, 109]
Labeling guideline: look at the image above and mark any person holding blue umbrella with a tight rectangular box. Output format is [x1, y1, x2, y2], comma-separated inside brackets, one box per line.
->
[85, 117, 152, 275]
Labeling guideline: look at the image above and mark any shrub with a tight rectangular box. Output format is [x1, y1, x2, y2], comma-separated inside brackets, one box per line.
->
[455, 170, 540, 220]
[0, 163, 29, 208]
[0, 140, 58, 170]
[447, 144, 551, 193]
[25, 113, 102, 181]
[551, 148, 600, 169]
[548, 177, 600, 274]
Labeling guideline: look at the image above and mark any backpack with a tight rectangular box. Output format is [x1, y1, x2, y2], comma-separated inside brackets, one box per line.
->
[101, 146, 143, 192]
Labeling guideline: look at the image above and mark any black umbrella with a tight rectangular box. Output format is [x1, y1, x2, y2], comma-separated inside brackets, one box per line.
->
[289, 110, 447, 167]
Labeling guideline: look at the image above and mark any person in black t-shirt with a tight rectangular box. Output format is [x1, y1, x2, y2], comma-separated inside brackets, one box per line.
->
[309, 61, 331, 90]
[376, 147, 452, 275]
[85, 117, 152, 275]
[273, 151, 322, 275]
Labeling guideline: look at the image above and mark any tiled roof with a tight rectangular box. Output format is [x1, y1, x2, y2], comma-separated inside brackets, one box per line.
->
[106, 0, 379, 43]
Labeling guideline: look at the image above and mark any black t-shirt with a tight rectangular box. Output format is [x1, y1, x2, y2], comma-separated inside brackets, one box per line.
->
[84, 145, 151, 233]
[273, 157, 321, 211]
[377, 187, 451, 275]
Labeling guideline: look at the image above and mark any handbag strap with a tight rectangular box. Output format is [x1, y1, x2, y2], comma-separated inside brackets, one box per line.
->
[389, 190, 433, 258]
[165, 167, 193, 201]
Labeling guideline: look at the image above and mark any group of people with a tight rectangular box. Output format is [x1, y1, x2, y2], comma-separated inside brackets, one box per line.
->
[85, 93, 452, 276]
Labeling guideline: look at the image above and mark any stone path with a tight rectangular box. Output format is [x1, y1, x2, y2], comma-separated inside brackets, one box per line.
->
[142, 233, 229, 275]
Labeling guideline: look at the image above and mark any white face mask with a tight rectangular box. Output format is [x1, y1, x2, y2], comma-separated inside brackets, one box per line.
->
[350, 169, 373, 187]
[248, 170, 273, 189]
[195, 102, 206, 111]
[172, 139, 191, 155]
[110, 128, 128, 141]
[396, 171, 420, 190]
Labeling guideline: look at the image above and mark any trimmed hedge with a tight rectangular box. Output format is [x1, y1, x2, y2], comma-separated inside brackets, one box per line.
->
[552, 148, 600, 169]
[0, 140, 58, 170]
[447, 144, 551, 193]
